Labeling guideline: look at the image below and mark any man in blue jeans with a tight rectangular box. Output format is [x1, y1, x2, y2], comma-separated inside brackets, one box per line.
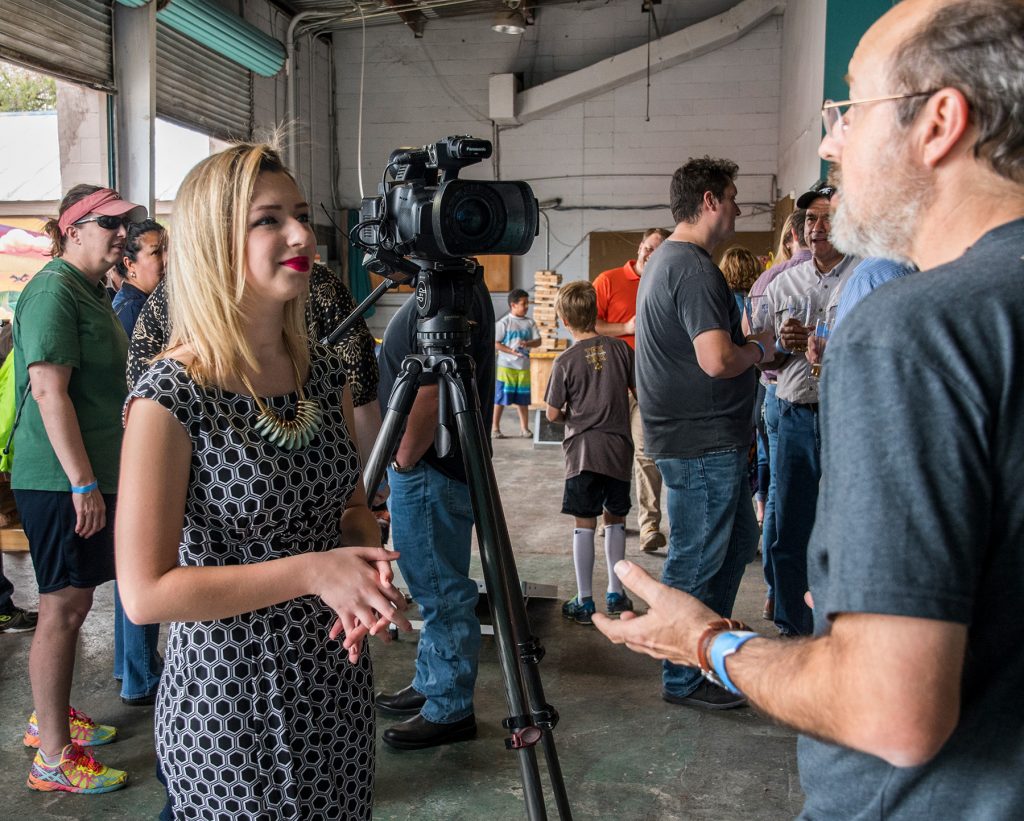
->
[746, 208, 810, 620]
[374, 278, 495, 749]
[763, 186, 858, 636]
[635, 156, 774, 709]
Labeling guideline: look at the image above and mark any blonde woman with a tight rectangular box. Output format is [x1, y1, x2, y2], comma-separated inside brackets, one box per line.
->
[773, 210, 797, 264]
[116, 142, 409, 819]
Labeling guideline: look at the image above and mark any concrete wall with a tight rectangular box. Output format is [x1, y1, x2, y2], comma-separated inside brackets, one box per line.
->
[242, 0, 336, 257]
[333, 2, 783, 330]
[776, 0, 826, 199]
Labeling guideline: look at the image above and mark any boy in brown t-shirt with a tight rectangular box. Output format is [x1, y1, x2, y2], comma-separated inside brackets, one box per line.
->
[545, 281, 636, 624]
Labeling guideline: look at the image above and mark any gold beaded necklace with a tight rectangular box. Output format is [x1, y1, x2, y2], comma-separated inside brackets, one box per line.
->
[237, 352, 323, 451]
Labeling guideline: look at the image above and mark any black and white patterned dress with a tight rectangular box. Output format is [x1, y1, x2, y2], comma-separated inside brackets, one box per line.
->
[128, 345, 374, 820]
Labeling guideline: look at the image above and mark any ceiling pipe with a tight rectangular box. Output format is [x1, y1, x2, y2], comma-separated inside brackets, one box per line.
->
[286, 11, 321, 171]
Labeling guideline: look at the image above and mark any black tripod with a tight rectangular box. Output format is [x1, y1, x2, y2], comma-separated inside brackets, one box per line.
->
[357, 260, 571, 821]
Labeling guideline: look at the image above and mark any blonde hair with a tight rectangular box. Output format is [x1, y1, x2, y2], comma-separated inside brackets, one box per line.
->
[774, 211, 796, 263]
[161, 141, 309, 385]
[555, 280, 597, 332]
[720, 246, 761, 293]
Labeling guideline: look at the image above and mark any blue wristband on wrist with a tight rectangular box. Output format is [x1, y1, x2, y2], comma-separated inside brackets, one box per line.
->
[709, 630, 759, 695]
[70, 480, 98, 495]
[774, 338, 791, 355]
[747, 340, 766, 361]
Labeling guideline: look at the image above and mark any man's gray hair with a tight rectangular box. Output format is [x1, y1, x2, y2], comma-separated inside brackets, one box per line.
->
[889, 0, 1024, 183]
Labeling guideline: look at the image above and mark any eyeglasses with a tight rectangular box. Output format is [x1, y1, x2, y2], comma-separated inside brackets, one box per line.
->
[73, 215, 131, 231]
[821, 91, 937, 142]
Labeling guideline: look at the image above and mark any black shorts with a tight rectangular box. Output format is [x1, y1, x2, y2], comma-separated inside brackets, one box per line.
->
[13, 490, 117, 593]
[562, 471, 631, 518]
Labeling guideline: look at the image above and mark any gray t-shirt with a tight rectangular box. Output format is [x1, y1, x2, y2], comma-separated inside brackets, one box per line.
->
[635, 240, 755, 459]
[377, 282, 495, 484]
[544, 336, 634, 481]
[799, 218, 1024, 820]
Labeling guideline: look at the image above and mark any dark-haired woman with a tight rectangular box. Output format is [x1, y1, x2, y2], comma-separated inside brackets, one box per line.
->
[112, 219, 166, 333]
[13, 185, 145, 794]
[110, 219, 168, 707]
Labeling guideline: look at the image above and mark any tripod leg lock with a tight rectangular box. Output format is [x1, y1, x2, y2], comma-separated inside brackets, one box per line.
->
[532, 704, 559, 731]
[517, 635, 546, 665]
[502, 715, 543, 750]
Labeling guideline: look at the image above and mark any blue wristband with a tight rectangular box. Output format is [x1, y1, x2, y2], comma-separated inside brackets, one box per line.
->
[708, 630, 759, 695]
[774, 338, 791, 355]
[70, 480, 98, 495]
[747, 339, 766, 361]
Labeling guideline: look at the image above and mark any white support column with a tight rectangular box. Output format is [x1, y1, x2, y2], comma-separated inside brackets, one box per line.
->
[113, 1, 157, 215]
[56, 80, 112, 192]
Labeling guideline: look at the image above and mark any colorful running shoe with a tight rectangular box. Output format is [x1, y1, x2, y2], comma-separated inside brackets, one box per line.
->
[561, 596, 596, 625]
[23, 707, 118, 749]
[27, 743, 128, 794]
[606, 592, 635, 616]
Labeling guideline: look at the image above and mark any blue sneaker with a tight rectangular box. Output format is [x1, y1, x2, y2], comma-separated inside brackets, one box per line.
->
[605, 592, 634, 616]
[561, 596, 596, 625]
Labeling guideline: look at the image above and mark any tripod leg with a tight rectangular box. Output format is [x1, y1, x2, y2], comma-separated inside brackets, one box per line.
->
[442, 366, 572, 821]
[362, 357, 424, 499]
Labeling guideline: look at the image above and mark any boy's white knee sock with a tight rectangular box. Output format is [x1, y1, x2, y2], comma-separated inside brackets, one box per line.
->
[572, 528, 596, 600]
[604, 523, 626, 594]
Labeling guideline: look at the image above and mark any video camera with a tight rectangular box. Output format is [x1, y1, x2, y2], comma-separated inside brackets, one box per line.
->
[357, 136, 538, 269]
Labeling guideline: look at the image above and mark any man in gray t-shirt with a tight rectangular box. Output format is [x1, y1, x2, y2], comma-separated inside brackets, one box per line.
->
[595, 2, 1024, 817]
[635, 156, 773, 711]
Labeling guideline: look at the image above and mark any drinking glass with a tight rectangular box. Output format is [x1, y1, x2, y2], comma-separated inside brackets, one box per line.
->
[807, 317, 832, 382]
[783, 294, 813, 353]
[744, 295, 772, 333]
[786, 294, 812, 325]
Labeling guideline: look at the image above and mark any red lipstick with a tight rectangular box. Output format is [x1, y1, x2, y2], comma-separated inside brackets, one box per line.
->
[281, 256, 310, 272]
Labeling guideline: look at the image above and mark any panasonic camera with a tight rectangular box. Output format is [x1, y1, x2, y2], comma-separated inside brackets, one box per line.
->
[358, 136, 538, 263]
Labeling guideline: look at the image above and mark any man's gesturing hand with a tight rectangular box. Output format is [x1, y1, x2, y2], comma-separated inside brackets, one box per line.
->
[593, 561, 719, 666]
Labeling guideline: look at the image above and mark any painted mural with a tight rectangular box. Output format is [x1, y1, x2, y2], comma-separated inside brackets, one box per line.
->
[0, 217, 49, 319]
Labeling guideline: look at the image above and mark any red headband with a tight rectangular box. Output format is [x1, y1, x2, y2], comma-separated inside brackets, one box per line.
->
[58, 189, 147, 235]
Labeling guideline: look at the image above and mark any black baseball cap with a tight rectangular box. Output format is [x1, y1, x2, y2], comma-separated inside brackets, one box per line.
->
[796, 180, 836, 209]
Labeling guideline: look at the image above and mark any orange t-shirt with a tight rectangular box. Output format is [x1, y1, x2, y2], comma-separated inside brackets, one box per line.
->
[593, 260, 640, 349]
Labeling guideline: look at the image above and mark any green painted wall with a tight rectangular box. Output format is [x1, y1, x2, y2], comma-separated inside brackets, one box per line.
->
[821, 0, 896, 177]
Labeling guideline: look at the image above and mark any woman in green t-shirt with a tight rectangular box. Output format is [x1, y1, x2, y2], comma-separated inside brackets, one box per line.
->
[12, 184, 145, 794]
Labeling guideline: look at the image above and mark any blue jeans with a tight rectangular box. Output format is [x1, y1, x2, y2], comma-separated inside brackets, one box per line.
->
[769, 400, 819, 636]
[657, 448, 760, 697]
[112, 582, 162, 700]
[388, 462, 479, 723]
[762, 384, 780, 600]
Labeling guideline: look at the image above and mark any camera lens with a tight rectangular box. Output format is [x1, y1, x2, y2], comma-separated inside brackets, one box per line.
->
[453, 197, 492, 238]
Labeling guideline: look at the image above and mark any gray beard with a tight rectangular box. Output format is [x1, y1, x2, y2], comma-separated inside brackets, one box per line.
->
[830, 198, 916, 265]
[829, 147, 931, 266]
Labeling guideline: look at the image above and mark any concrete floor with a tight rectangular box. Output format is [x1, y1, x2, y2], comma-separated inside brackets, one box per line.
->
[0, 435, 803, 820]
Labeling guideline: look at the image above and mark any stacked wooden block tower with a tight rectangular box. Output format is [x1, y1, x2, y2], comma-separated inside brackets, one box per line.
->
[532, 270, 567, 352]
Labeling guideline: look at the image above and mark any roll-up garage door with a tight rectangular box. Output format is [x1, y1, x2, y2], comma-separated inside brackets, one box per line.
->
[0, 0, 113, 91]
[156, 23, 252, 142]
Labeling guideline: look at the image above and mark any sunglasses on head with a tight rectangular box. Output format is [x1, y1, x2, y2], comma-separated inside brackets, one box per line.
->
[74, 215, 131, 231]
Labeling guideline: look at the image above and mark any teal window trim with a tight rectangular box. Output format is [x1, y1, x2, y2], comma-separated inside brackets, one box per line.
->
[115, 0, 286, 77]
